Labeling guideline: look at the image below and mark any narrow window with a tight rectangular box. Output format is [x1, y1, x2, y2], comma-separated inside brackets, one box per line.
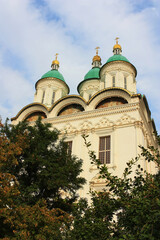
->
[66, 141, 72, 154]
[51, 92, 55, 105]
[112, 76, 115, 87]
[42, 90, 45, 104]
[124, 77, 127, 89]
[99, 136, 111, 164]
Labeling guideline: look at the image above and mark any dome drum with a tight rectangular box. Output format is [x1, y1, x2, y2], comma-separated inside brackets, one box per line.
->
[78, 79, 100, 101]
[100, 60, 137, 94]
[34, 78, 69, 108]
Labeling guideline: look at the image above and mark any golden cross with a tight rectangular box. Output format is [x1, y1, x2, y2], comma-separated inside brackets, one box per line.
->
[55, 53, 59, 60]
[115, 37, 119, 44]
[95, 47, 100, 55]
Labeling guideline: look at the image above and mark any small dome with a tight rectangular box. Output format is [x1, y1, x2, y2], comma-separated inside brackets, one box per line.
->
[113, 37, 122, 50]
[113, 43, 122, 50]
[41, 69, 65, 82]
[84, 67, 100, 80]
[106, 55, 129, 63]
[92, 47, 101, 64]
[92, 55, 101, 62]
[51, 53, 60, 68]
[52, 59, 59, 65]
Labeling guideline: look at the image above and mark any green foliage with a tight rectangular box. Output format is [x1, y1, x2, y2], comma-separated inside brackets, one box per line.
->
[3, 200, 71, 240]
[3, 118, 85, 211]
[1, 119, 160, 239]
[67, 135, 160, 240]
[0, 118, 85, 239]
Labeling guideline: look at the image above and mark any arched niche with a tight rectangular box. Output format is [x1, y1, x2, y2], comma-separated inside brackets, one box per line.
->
[57, 104, 84, 116]
[96, 97, 128, 109]
[25, 111, 47, 122]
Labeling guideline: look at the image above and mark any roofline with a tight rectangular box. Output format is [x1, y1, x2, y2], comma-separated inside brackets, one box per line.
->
[142, 95, 151, 117]
[77, 77, 100, 93]
[141, 95, 157, 135]
[35, 77, 70, 94]
[152, 118, 157, 134]
[88, 87, 140, 104]
[100, 60, 137, 77]
[49, 94, 87, 111]
[11, 103, 49, 121]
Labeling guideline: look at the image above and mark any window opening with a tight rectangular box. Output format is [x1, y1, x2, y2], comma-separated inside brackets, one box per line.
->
[99, 136, 111, 164]
[51, 92, 55, 105]
[66, 141, 72, 154]
[42, 90, 45, 104]
[112, 76, 115, 87]
[124, 77, 127, 89]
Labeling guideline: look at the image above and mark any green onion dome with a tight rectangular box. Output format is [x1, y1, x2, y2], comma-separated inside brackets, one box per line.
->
[106, 54, 129, 64]
[84, 67, 100, 80]
[41, 69, 65, 82]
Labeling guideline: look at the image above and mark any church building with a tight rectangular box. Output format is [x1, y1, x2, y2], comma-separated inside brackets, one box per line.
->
[11, 39, 157, 198]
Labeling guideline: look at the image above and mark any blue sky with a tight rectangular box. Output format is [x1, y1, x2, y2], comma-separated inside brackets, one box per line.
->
[0, 0, 160, 133]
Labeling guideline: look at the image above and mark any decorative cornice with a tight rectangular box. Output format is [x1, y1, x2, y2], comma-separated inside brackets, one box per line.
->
[49, 94, 87, 111]
[100, 60, 137, 77]
[12, 86, 141, 122]
[44, 102, 139, 125]
[58, 112, 140, 136]
[43, 103, 139, 127]
[95, 117, 114, 129]
[79, 120, 93, 132]
[11, 103, 49, 121]
[88, 87, 134, 104]
[60, 123, 77, 135]
[115, 114, 136, 126]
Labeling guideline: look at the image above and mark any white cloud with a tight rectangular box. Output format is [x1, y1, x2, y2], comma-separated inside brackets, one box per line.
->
[0, 0, 159, 131]
[0, 64, 33, 121]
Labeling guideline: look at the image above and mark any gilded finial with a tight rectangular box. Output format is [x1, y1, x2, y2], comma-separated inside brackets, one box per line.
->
[95, 47, 100, 55]
[55, 53, 59, 60]
[113, 37, 122, 52]
[92, 47, 101, 66]
[51, 53, 60, 69]
[115, 37, 119, 45]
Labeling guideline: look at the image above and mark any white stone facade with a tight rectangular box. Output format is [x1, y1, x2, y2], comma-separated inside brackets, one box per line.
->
[12, 50, 158, 201]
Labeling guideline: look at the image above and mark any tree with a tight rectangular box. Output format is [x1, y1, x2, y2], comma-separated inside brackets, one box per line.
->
[1, 200, 71, 240]
[66, 135, 160, 240]
[0, 120, 26, 238]
[1, 118, 160, 239]
[0, 118, 84, 239]
[3, 118, 85, 211]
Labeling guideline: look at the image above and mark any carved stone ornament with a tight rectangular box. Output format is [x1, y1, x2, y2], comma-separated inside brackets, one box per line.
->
[87, 84, 99, 90]
[90, 173, 106, 186]
[61, 123, 77, 134]
[95, 117, 114, 129]
[79, 120, 93, 131]
[115, 114, 136, 126]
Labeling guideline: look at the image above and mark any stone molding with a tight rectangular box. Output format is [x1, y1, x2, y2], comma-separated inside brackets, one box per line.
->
[60, 113, 139, 135]
[95, 117, 114, 129]
[115, 114, 136, 126]
[36, 78, 67, 89]
[45, 103, 139, 125]
[60, 123, 77, 135]
[90, 174, 107, 189]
